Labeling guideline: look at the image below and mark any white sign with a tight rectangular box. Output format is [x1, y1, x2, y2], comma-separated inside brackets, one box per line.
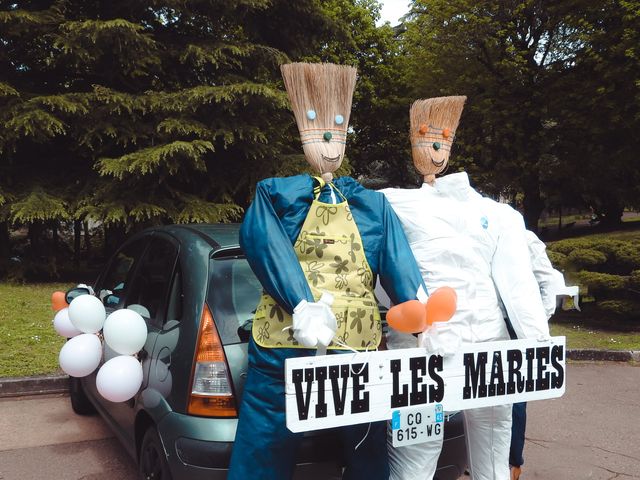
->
[390, 404, 444, 447]
[285, 336, 566, 433]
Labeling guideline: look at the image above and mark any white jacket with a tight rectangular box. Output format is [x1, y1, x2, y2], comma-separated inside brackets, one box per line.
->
[383, 172, 549, 344]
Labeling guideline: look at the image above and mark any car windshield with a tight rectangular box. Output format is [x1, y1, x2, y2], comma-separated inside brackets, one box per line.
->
[207, 256, 262, 345]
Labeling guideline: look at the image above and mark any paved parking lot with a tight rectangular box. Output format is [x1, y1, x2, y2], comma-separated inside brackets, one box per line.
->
[1, 361, 639, 480]
[519, 361, 640, 479]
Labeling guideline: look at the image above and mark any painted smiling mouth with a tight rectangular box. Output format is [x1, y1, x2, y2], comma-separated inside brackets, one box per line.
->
[427, 150, 446, 168]
[322, 154, 341, 163]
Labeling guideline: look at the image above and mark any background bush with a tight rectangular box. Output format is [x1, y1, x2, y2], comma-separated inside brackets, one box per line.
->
[566, 248, 608, 271]
[548, 233, 640, 323]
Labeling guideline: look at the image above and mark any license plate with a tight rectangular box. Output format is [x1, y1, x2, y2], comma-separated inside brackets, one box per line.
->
[391, 404, 444, 447]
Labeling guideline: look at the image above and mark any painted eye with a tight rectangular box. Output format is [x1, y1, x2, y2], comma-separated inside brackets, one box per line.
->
[433, 142, 441, 151]
[306, 110, 317, 120]
[442, 128, 451, 139]
[419, 124, 428, 135]
[334, 114, 344, 125]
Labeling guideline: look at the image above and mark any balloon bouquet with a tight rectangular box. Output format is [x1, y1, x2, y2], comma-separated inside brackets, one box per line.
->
[52, 288, 148, 402]
[387, 287, 458, 335]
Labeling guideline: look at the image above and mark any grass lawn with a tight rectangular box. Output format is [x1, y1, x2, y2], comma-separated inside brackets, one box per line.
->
[0, 282, 74, 377]
[551, 321, 640, 351]
[0, 281, 639, 378]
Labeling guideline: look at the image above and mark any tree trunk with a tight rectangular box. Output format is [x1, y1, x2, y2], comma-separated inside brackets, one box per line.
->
[522, 181, 544, 233]
[28, 221, 43, 257]
[558, 205, 562, 231]
[52, 221, 58, 252]
[104, 223, 126, 258]
[0, 221, 9, 257]
[74, 220, 82, 267]
[600, 201, 624, 227]
[83, 221, 91, 259]
[0, 221, 9, 253]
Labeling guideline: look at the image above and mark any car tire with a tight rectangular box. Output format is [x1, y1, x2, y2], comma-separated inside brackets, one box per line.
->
[69, 376, 96, 415]
[139, 427, 173, 480]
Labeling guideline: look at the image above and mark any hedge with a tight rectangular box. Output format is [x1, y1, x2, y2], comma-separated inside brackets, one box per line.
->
[548, 234, 640, 321]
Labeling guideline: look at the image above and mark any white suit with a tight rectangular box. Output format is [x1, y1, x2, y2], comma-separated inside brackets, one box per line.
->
[525, 230, 579, 318]
[383, 172, 550, 480]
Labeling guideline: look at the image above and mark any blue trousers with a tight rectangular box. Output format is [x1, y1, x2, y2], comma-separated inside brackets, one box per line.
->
[509, 402, 527, 467]
[228, 337, 390, 480]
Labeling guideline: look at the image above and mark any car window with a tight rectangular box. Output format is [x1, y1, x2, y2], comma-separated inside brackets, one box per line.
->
[125, 236, 179, 325]
[208, 257, 262, 345]
[97, 239, 148, 308]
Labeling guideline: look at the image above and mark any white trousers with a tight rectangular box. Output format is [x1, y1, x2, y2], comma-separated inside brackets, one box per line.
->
[385, 330, 512, 480]
[387, 405, 512, 480]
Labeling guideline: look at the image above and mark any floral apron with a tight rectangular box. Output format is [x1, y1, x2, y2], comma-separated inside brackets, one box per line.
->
[252, 179, 381, 350]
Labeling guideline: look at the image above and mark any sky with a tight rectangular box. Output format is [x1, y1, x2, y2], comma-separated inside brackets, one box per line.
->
[377, 0, 410, 26]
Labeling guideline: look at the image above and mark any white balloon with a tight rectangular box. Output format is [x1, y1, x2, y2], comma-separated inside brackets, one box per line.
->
[103, 309, 148, 355]
[58, 334, 103, 377]
[68, 295, 106, 334]
[96, 355, 143, 402]
[53, 308, 82, 338]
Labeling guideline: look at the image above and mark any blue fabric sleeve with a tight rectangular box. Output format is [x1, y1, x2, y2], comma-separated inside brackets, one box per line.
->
[239, 178, 315, 314]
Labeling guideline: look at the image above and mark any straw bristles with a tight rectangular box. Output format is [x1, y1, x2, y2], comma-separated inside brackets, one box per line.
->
[281, 63, 357, 134]
[410, 96, 467, 137]
[410, 96, 466, 178]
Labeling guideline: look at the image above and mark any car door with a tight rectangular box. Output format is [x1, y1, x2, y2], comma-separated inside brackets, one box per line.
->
[125, 233, 181, 417]
[142, 253, 184, 415]
[83, 235, 150, 450]
[89, 233, 179, 452]
[106, 234, 180, 441]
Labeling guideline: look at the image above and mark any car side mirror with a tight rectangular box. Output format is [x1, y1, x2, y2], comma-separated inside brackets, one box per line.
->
[104, 293, 121, 307]
[65, 287, 91, 304]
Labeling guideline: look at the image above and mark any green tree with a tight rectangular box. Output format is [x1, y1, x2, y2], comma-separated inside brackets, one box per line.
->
[0, 0, 335, 261]
[552, 0, 640, 226]
[400, 0, 602, 230]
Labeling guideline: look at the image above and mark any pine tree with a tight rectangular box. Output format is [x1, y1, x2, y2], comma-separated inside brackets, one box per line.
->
[0, 0, 335, 260]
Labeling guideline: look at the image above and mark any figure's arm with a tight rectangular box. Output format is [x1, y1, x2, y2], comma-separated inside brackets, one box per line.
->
[526, 230, 580, 317]
[239, 179, 314, 314]
[491, 212, 550, 340]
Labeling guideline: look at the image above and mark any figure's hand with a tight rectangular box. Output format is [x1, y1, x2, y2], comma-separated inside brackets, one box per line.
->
[419, 322, 461, 357]
[536, 333, 551, 343]
[292, 293, 337, 348]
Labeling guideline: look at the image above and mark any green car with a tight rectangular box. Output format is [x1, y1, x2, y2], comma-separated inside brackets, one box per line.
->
[68, 224, 466, 479]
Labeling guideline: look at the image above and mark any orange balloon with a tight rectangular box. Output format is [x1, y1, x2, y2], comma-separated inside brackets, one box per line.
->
[387, 300, 428, 334]
[425, 287, 457, 325]
[51, 291, 68, 312]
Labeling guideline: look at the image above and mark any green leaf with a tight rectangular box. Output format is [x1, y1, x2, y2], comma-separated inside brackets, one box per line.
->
[10, 190, 69, 223]
[97, 140, 214, 179]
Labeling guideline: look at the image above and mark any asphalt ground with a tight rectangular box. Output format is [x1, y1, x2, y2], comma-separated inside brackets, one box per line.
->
[1, 361, 639, 479]
[520, 361, 640, 479]
[0, 351, 639, 480]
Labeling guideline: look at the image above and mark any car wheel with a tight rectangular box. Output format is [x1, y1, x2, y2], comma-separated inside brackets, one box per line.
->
[69, 376, 96, 415]
[139, 427, 173, 480]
